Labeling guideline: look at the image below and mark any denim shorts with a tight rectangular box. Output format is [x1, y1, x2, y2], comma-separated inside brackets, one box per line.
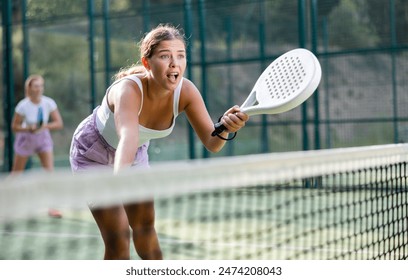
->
[69, 107, 149, 173]
[13, 129, 53, 156]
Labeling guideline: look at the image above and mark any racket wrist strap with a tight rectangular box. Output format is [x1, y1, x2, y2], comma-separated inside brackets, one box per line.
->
[216, 132, 237, 141]
[213, 115, 237, 141]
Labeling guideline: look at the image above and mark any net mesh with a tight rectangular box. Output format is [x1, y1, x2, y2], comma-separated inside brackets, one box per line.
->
[1, 144, 407, 260]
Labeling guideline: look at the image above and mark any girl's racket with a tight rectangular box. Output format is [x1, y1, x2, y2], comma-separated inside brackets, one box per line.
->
[212, 48, 322, 136]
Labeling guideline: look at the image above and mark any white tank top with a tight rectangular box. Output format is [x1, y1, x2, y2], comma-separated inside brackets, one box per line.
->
[96, 75, 182, 148]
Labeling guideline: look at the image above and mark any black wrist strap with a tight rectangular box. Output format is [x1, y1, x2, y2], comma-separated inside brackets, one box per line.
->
[213, 115, 237, 141]
[215, 132, 237, 141]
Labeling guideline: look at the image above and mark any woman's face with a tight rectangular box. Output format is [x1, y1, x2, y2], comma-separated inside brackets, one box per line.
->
[145, 39, 186, 91]
[28, 78, 44, 100]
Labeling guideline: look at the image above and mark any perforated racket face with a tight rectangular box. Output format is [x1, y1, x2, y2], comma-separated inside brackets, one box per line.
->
[255, 49, 317, 107]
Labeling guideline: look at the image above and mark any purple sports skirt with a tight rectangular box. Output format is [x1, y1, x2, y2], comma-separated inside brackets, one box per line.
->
[14, 129, 53, 156]
[69, 107, 149, 173]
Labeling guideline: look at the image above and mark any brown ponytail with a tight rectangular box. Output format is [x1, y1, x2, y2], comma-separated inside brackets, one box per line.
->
[113, 65, 146, 81]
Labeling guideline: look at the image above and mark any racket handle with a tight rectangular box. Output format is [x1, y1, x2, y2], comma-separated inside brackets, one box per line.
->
[211, 122, 226, 136]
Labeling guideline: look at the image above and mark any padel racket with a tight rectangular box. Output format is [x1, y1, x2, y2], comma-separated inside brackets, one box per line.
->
[212, 48, 321, 136]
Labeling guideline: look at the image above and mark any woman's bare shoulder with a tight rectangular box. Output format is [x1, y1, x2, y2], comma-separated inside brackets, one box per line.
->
[179, 78, 204, 112]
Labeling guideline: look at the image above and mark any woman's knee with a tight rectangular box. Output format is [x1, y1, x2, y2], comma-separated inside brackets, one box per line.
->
[94, 210, 132, 259]
[102, 228, 131, 259]
[37, 151, 54, 171]
[126, 202, 156, 229]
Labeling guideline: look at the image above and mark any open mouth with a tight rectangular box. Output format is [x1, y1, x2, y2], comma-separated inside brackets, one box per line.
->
[167, 72, 179, 82]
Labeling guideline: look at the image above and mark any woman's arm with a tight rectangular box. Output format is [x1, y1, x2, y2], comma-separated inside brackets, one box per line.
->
[110, 80, 143, 174]
[46, 109, 64, 131]
[11, 113, 33, 133]
[181, 79, 248, 153]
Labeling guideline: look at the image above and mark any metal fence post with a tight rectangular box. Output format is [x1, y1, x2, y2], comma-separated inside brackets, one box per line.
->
[87, 0, 97, 112]
[184, 0, 196, 159]
[298, 0, 309, 151]
[390, 0, 399, 143]
[259, 1, 269, 153]
[198, 0, 209, 158]
[311, 0, 320, 149]
[103, 0, 111, 88]
[2, 0, 14, 171]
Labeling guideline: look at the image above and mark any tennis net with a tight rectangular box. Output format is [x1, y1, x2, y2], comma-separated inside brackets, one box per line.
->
[1, 143, 407, 260]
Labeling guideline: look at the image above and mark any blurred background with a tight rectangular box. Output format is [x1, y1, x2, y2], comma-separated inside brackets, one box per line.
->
[1, 0, 408, 171]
